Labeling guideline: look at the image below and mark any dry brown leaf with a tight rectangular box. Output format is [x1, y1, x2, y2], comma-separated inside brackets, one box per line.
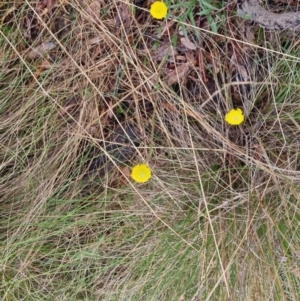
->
[27, 42, 56, 59]
[40, 59, 53, 69]
[186, 52, 197, 65]
[115, 3, 131, 32]
[89, 36, 102, 45]
[180, 37, 197, 50]
[176, 55, 187, 62]
[178, 26, 184, 36]
[166, 63, 190, 85]
[151, 43, 177, 63]
[121, 166, 131, 178]
[84, 1, 101, 22]
[244, 24, 255, 45]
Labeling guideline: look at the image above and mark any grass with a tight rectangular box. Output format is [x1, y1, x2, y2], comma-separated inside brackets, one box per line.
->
[1, 0, 300, 300]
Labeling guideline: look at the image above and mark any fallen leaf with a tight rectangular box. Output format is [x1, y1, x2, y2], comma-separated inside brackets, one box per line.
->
[151, 43, 177, 63]
[39, 59, 53, 69]
[115, 3, 131, 32]
[122, 166, 131, 178]
[27, 42, 56, 59]
[180, 37, 197, 50]
[178, 26, 184, 36]
[244, 24, 255, 45]
[84, 1, 101, 22]
[185, 52, 197, 65]
[89, 36, 102, 45]
[166, 63, 190, 85]
[176, 55, 187, 62]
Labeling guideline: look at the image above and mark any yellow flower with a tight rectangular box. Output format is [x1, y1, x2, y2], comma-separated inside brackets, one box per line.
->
[150, 1, 168, 20]
[225, 108, 244, 125]
[131, 164, 152, 183]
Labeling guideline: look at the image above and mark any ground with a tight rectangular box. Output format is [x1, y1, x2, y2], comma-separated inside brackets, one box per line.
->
[1, 0, 300, 300]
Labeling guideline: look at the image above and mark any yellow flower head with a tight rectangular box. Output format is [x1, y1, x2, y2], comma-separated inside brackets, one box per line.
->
[225, 108, 244, 125]
[150, 1, 168, 20]
[131, 164, 152, 183]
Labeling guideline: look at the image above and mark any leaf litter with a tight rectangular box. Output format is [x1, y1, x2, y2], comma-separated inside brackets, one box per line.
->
[2, 0, 298, 188]
[24, 0, 275, 178]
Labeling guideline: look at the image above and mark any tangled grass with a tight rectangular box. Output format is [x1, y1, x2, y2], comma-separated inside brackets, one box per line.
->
[1, 0, 300, 300]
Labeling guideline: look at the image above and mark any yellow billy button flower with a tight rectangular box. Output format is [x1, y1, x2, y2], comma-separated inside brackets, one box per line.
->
[225, 108, 244, 126]
[131, 164, 152, 183]
[150, 1, 168, 20]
